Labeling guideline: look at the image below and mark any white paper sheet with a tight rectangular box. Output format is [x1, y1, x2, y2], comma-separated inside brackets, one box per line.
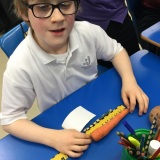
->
[62, 106, 96, 132]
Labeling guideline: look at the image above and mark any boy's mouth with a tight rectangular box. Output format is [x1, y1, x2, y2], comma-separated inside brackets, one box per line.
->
[51, 28, 65, 33]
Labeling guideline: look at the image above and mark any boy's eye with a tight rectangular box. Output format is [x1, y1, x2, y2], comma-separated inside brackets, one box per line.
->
[35, 4, 51, 11]
[60, 1, 73, 9]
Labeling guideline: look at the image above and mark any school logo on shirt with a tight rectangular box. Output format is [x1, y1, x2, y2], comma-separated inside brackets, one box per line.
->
[82, 56, 91, 68]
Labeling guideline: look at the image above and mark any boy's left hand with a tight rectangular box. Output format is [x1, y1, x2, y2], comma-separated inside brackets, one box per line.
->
[121, 81, 149, 116]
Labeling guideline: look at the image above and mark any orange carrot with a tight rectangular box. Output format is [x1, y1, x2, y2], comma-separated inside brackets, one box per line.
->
[91, 108, 129, 141]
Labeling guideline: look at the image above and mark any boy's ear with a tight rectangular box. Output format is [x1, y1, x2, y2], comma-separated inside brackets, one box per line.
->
[21, 13, 29, 22]
[18, 7, 29, 22]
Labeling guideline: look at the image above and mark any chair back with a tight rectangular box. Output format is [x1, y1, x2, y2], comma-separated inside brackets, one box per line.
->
[0, 22, 28, 58]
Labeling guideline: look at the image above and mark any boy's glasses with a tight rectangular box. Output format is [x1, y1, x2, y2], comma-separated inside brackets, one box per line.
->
[23, 0, 80, 18]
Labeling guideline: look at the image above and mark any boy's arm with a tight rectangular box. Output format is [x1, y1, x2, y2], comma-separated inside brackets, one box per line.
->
[2, 119, 91, 158]
[111, 49, 149, 115]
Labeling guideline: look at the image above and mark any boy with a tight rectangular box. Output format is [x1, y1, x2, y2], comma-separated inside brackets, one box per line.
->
[0, 0, 149, 158]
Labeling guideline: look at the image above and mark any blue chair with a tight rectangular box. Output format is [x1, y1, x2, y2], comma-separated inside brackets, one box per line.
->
[0, 21, 28, 58]
[126, 0, 160, 55]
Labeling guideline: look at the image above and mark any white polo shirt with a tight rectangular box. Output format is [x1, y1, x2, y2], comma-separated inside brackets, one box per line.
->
[0, 21, 123, 125]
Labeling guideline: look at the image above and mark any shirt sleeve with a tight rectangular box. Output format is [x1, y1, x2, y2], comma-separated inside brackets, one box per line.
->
[89, 22, 123, 61]
[0, 63, 36, 125]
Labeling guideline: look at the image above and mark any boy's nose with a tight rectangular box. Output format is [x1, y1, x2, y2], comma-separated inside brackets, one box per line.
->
[50, 8, 65, 22]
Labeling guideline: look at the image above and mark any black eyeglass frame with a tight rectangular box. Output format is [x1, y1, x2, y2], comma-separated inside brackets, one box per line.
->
[23, 0, 80, 18]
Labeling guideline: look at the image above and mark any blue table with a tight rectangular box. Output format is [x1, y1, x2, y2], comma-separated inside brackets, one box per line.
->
[1, 50, 160, 160]
[141, 21, 160, 48]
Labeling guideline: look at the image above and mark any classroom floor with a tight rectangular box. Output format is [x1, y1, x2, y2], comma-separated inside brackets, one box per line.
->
[0, 48, 40, 139]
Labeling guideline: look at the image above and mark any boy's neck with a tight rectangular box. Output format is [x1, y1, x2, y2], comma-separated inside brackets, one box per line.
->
[32, 30, 69, 55]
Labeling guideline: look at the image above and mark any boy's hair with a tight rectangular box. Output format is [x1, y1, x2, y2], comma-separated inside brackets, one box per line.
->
[13, 0, 28, 19]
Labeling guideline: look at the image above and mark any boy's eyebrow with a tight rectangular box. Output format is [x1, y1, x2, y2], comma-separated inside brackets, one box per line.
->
[30, 0, 52, 3]
[29, 0, 65, 4]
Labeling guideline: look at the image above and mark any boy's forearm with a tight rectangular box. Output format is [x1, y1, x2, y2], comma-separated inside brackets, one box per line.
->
[2, 119, 55, 147]
[111, 49, 137, 84]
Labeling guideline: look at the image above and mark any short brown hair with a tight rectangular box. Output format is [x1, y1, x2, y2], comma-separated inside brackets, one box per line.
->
[13, 0, 28, 19]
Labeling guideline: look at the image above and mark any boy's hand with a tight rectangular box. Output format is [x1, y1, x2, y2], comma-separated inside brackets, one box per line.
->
[121, 81, 149, 116]
[51, 129, 92, 158]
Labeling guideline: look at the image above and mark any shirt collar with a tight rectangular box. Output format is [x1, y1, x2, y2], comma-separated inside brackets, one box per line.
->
[27, 26, 80, 65]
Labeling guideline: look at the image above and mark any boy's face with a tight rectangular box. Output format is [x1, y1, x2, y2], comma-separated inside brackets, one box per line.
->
[23, 0, 76, 54]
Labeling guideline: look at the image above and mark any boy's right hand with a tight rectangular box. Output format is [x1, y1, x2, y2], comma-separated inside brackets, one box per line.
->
[49, 129, 92, 158]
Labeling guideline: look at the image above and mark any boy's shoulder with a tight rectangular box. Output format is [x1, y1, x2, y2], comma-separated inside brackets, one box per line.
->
[11, 37, 29, 57]
[74, 21, 101, 30]
[8, 36, 31, 66]
[73, 21, 103, 38]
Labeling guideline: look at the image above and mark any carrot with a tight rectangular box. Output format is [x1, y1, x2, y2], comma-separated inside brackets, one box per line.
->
[91, 108, 129, 141]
